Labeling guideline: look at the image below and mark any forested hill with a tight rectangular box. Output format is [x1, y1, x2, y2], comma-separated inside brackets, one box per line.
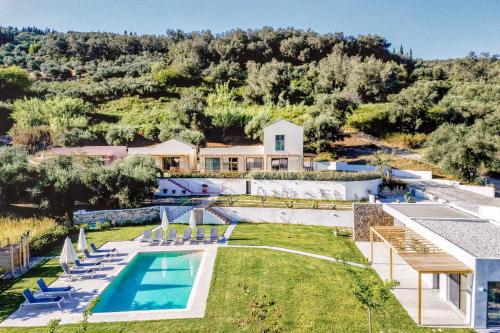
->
[0, 26, 498, 182]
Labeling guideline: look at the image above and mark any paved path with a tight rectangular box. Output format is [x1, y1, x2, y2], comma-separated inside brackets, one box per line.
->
[225, 244, 365, 268]
[406, 180, 500, 207]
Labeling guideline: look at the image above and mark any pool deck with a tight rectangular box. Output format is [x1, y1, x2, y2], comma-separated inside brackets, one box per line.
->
[0, 241, 218, 327]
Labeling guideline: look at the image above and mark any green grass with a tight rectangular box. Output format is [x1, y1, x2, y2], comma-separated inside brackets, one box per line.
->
[213, 194, 353, 210]
[0, 248, 472, 333]
[229, 223, 365, 263]
[0, 223, 156, 321]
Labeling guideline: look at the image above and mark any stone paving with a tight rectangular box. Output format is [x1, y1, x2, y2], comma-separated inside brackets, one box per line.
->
[0, 241, 218, 327]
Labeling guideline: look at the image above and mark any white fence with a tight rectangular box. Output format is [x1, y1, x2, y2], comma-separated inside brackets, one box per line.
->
[316, 161, 433, 180]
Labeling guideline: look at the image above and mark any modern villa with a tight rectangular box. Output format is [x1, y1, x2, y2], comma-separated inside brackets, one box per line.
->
[199, 120, 308, 172]
[354, 202, 500, 329]
[47, 119, 314, 173]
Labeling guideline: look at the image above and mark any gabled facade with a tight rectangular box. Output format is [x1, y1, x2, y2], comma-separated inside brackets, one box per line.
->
[128, 139, 197, 171]
[199, 119, 306, 172]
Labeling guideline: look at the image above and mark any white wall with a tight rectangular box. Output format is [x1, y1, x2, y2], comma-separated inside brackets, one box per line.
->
[318, 161, 433, 180]
[391, 169, 433, 180]
[158, 177, 381, 200]
[263, 120, 303, 155]
[218, 207, 353, 227]
[477, 205, 500, 223]
[157, 178, 247, 196]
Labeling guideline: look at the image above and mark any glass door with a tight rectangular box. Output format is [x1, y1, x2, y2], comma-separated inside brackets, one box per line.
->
[449, 274, 467, 313]
[488, 282, 500, 327]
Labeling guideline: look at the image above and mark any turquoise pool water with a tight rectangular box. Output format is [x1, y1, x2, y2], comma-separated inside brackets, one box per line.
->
[94, 251, 202, 313]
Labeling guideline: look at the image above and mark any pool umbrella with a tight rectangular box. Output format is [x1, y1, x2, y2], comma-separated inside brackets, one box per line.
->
[77, 227, 88, 252]
[189, 210, 196, 230]
[59, 237, 78, 265]
[161, 209, 169, 232]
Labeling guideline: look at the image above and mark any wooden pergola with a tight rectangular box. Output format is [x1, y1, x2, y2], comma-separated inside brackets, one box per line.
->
[369, 226, 473, 325]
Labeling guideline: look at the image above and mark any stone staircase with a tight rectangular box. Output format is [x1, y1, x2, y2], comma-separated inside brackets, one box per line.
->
[206, 206, 232, 224]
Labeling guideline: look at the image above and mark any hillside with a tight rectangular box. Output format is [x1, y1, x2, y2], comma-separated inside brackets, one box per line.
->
[0, 26, 498, 182]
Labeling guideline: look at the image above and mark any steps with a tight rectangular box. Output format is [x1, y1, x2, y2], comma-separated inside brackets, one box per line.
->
[206, 206, 232, 224]
[167, 178, 194, 194]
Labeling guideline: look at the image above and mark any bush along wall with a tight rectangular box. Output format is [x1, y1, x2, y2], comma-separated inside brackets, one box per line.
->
[167, 171, 380, 182]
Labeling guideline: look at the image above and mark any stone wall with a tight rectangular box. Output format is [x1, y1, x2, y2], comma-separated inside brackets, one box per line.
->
[74, 206, 160, 225]
[353, 203, 393, 241]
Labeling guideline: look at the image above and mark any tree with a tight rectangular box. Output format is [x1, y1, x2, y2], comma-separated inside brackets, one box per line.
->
[0, 147, 34, 210]
[344, 264, 399, 333]
[304, 113, 344, 153]
[0, 66, 31, 100]
[35, 156, 83, 220]
[245, 112, 273, 141]
[424, 115, 499, 182]
[105, 125, 136, 145]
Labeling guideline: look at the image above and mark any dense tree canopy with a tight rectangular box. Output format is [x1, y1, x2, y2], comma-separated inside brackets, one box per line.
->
[0, 26, 498, 181]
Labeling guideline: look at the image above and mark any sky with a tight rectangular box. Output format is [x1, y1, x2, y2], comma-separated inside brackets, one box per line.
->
[0, 0, 499, 60]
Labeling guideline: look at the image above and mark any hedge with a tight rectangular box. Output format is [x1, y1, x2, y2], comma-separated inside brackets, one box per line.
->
[166, 171, 380, 182]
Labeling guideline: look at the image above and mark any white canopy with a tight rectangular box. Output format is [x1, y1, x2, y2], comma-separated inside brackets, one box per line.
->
[161, 209, 169, 232]
[77, 228, 88, 252]
[189, 210, 196, 230]
[59, 237, 78, 265]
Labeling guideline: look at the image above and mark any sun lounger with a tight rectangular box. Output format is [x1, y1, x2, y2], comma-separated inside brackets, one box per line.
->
[165, 228, 177, 244]
[60, 263, 95, 280]
[182, 228, 192, 243]
[20, 289, 64, 310]
[210, 227, 219, 243]
[37, 279, 75, 298]
[153, 229, 163, 245]
[74, 259, 103, 270]
[140, 229, 154, 245]
[196, 228, 205, 243]
[90, 243, 117, 255]
[83, 249, 110, 262]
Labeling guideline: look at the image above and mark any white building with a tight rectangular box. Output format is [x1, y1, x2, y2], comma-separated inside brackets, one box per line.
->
[128, 139, 197, 172]
[355, 202, 500, 329]
[199, 119, 311, 172]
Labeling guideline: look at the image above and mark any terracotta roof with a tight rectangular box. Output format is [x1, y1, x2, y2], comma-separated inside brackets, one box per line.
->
[46, 146, 128, 158]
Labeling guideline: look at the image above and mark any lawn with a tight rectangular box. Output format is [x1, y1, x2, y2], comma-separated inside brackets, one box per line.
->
[0, 248, 473, 333]
[229, 222, 365, 263]
[213, 195, 353, 210]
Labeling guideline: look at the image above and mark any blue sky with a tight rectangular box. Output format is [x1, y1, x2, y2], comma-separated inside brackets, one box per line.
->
[0, 0, 499, 59]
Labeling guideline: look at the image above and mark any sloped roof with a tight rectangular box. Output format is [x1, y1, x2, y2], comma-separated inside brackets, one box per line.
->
[264, 119, 302, 130]
[128, 139, 196, 155]
[199, 145, 264, 156]
[46, 146, 127, 158]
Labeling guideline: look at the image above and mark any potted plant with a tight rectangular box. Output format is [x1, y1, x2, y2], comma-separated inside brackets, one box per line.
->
[201, 184, 208, 194]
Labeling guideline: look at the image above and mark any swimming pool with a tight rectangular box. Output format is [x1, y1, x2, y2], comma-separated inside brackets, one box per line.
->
[93, 251, 202, 313]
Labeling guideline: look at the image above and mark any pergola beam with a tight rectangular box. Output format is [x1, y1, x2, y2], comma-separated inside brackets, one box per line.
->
[369, 225, 473, 325]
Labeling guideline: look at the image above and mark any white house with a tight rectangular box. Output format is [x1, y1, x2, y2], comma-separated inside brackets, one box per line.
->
[355, 203, 500, 329]
[199, 119, 310, 172]
[128, 139, 197, 171]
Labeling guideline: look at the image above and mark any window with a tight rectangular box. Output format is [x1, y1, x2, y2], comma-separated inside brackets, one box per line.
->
[275, 135, 285, 151]
[163, 156, 180, 170]
[271, 158, 288, 171]
[205, 158, 221, 171]
[223, 157, 238, 171]
[246, 157, 263, 171]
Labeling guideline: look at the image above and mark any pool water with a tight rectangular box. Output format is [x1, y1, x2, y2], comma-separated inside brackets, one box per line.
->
[93, 251, 202, 313]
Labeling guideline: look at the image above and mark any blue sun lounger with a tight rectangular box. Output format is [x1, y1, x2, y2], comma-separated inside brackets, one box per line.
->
[60, 262, 95, 280]
[37, 279, 75, 298]
[75, 259, 103, 270]
[20, 289, 64, 310]
[83, 249, 111, 262]
[90, 243, 117, 255]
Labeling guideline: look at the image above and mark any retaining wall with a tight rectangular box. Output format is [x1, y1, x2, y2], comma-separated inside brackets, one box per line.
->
[73, 206, 160, 225]
[353, 203, 394, 241]
[158, 177, 382, 200]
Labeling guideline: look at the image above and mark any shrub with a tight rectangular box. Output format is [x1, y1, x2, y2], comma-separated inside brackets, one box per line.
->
[382, 132, 428, 149]
[105, 125, 136, 145]
[168, 171, 380, 181]
[346, 103, 390, 136]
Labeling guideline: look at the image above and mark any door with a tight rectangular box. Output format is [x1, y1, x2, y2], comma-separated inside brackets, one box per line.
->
[246, 180, 251, 195]
[449, 274, 467, 313]
[432, 274, 440, 290]
[488, 282, 500, 327]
